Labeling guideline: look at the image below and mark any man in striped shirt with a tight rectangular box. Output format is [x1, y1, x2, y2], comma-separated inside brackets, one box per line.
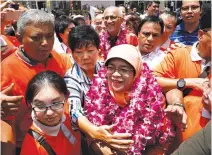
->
[170, 0, 202, 45]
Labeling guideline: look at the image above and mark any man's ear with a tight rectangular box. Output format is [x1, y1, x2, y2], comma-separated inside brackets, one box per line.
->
[16, 32, 22, 44]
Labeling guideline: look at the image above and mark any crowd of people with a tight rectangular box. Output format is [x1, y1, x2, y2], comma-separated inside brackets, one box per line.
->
[0, 0, 211, 155]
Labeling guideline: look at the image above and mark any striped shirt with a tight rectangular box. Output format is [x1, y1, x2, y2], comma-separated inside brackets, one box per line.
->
[170, 22, 199, 45]
[64, 61, 103, 129]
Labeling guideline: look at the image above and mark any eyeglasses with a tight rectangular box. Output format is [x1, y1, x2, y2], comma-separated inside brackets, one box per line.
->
[32, 102, 65, 112]
[104, 16, 119, 21]
[106, 65, 134, 76]
[181, 5, 200, 12]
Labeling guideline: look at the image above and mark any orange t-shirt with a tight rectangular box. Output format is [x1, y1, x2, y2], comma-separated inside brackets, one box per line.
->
[153, 46, 210, 150]
[20, 113, 81, 155]
[1, 35, 17, 61]
[1, 50, 72, 148]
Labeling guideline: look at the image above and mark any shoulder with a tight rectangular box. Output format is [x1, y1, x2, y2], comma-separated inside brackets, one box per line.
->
[21, 131, 41, 155]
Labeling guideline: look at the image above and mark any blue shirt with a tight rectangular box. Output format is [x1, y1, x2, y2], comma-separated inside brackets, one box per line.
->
[170, 22, 199, 45]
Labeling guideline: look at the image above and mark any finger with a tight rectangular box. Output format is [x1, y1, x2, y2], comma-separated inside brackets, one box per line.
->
[1, 83, 14, 94]
[110, 138, 133, 145]
[181, 112, 187, 125]
[110, 144, 131, 151]
[111, 132, 132, 139]
[4, 95, 23, 103]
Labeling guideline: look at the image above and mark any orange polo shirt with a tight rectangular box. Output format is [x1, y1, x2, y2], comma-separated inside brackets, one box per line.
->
[153, 46, 210, 151]
[1, 49, 72, 148]
[1, 35, 17, 61]
[20, 113, 81, 155]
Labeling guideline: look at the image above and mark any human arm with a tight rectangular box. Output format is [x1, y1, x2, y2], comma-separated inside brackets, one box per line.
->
[64, 71, 133, 151]
[156, 77, 209, 93]
[165, 89, 187, 131]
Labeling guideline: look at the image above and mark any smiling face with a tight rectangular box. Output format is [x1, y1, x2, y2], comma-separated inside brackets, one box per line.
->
[72, 44, 99, 75]
[138, 22, 162, 54]
[106, 58, 135, 93]
[32, 85, 65, 126]
[103, 7, 124, 37]
[19, 24, 54, 63]
[180, 1, 201, 24]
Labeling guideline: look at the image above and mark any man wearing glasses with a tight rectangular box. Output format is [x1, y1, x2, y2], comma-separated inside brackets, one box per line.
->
[170, 0, 202, 45]
[99, 6, 127, 59]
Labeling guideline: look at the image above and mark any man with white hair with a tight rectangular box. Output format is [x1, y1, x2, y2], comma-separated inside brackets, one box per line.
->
[99, 6, 127, 59]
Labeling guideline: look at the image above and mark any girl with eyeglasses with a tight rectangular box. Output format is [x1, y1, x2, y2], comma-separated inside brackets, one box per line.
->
[20, 71, 81, 155]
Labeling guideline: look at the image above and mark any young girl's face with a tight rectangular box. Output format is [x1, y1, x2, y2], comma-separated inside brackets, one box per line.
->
[31, 85, 65, 126]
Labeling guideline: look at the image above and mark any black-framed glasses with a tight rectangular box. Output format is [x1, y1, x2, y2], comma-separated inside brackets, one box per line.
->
[106, 65, 135, 76]
[181, 5, 200, 12]
[32, 102, 65, 112]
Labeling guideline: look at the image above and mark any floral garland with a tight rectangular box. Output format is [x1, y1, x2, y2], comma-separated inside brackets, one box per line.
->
[85, 63, 175, 155]
[99, 28, 128, 60]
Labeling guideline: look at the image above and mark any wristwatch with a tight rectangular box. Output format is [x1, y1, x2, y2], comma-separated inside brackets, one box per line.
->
[177, 78, 186, 90]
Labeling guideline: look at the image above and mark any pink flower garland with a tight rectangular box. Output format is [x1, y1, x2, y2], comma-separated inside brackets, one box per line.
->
[85, 63, 175, 155]
[99, 28, 128, 59]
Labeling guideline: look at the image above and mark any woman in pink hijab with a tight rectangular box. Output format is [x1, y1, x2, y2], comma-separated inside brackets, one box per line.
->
[85, 44, 175, 155]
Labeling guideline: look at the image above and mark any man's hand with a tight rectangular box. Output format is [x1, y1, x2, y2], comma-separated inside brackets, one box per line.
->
[0, 83, 23, 118]
[165, 104, 187, 131]
[94, 125, 134, 151]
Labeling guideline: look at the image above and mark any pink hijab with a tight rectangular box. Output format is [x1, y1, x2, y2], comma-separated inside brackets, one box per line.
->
[105, 44, 142, 107]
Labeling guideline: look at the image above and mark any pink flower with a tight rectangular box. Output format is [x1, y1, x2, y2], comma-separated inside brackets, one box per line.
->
[84, 63, 175, 155]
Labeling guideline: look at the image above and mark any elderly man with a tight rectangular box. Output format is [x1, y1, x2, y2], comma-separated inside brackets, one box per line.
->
[93, 13, 105, 35]
[99, 6, 129, 59]
[140, 1, 160, 19]
[137, 16, 165, 69]
[170, 0, 202, 45]
[159, 11, 178, 52]
[1, 9, 72, 154]
[153, 11, 211, 153]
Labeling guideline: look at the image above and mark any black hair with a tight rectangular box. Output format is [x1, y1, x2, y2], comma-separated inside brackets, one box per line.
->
[137, 16, 164, 35]
[74, 17, 86, 26]
[25, 71, 69, 105]
[82, 11, 92, 21]
[55, 15, 76, 42]
[146, 1, 160, 9]
[179, 0, 202, 9]
[126, 15, 142, 36]
[200, 10, 211, 30]
[68, 25, 100, 52]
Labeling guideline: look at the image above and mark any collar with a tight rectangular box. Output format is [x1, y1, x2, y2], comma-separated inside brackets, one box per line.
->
[160, 39, 171, 50]
[190, 42, 203, 62]
[17, 47, 53, 66]
[178, 22, 200, 33]
[32, 111, 66, 136]
[61, 43, 68, 52]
